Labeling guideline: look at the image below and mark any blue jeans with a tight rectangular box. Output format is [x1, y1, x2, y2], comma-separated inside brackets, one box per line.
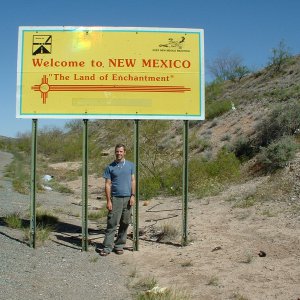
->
[103, 196, 132, 253]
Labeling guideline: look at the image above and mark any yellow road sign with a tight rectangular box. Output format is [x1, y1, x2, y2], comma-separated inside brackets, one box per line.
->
[17, 26, 205, 120]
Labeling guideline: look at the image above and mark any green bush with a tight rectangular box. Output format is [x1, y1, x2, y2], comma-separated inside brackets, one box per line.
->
[140, 176, 161, 200]
[139, 149, 241, 200]
[205, 100, 232, 120]
[5, 151, 30, 194]
[230, 137, 256, 160]
[0, 137, 14, 151]
[257, 136, 297, 172]
[140, 164, 183, 198]
[205, 80, 224, 101]
[15, 133, 31, 153]
[37, 127, 82, 162]
[4, 213, 23, 229]
[88, 207, 107, 220]
[255, 101, 300, 147]
[47, 179, 74, 194]
[14, 126, 83, 162]
[189, 149, 241, 198]
[268, 40, 292, 73]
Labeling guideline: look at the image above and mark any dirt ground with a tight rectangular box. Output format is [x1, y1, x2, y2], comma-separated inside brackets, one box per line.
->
[49, 161, 300, 300]
[122, 183, 300, 300]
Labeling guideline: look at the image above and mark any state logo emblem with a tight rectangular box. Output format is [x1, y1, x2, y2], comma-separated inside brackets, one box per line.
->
[32, 35, 52, 55]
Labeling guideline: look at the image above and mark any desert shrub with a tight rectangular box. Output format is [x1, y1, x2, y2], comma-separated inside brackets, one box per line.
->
[140, 149, 241, 199]
[133, 277, 157, 294]
[47, 180, 74, 194]
[233, 195, 257, 208]
[202, 149, 240, 181]
[255, 101, 300, 147]
[190, 138, 211, 153]
[257, 136, 297, 172]
[206, 100, 232, 120]
[206, 79, 224, 101]
[189, 149, 241, 198]
[5, 151, 30, 194]
[208, 50, 248, 82]
[229, 65, 251, 82]
[38, 127, 82, 162]
[36, 210, 58, 227]
[88, 207, 107, 220]
[268, 40, 292, 73]
[4, 213, 23, 229]
[23, 225, 53, 245]
[140, 163, 182, 199]
[14, 126, 83, 162]
[157, 223, 179, 242]
[137, 288, 190, 300]
[0, 137, 14, 151]
[140, 176, 161, 200]
[163, 165, 182, 196]
[4, 211, 56, 246]
[230, 137, 256, 160]
[15, 132, 31, 153]
[264, 87, 298, 102]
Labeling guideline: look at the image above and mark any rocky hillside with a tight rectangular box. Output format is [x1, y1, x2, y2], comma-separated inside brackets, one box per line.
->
[84, 54, 300, 164]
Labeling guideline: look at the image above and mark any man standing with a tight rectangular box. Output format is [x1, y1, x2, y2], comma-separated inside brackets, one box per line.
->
[100, 144, 135, 256]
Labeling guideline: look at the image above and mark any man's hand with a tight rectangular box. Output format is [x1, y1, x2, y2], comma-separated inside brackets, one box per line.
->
[129, 195, 135, 206]
[106, 199, 112, 211]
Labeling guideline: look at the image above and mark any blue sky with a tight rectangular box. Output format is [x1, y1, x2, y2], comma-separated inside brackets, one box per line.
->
[1, 0, 299, 138]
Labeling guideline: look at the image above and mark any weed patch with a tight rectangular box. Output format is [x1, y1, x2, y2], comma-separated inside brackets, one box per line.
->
[207, 275, 219, 286]
[5, 151, 30, 194]
[233, 196, 257, 208]
[206, 100, 232, 120]
[4, 213, 23, 229]
[157, 223, 179, 243]
[88, 207, 107, 220]
[257, 136, 297, 172]
[189, 149, 241, 198]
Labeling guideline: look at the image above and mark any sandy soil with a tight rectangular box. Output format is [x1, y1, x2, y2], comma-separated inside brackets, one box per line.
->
[124, 184, 300, 300]
[61, 170, 300, 300]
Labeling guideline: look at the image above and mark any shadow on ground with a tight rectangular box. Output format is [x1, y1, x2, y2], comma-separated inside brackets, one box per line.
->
[0, 216, 105, 249]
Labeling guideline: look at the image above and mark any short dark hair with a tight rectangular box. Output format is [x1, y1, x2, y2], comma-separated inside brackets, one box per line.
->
[115, 143, 126, 151]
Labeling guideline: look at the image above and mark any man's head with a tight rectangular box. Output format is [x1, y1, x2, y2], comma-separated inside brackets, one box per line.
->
[115, 144, 126, 162]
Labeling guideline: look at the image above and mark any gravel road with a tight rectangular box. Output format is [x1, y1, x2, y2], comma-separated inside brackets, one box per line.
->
[0, 151, 133, 300]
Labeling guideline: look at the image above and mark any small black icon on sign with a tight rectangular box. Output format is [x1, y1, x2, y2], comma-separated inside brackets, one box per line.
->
[159, 36, 185, 49]
[32, 35, 52, 55]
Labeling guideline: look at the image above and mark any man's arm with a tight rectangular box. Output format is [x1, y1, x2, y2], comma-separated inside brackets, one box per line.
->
[130, 174, 136, 206]
[105, 178, 112, 211]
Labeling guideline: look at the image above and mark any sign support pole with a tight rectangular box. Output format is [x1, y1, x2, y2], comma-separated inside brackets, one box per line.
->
[182, 120, 189, 246]
[133, 119, 140, 251]
[82, 119, 89, 251]
[30, 119, 38, 248]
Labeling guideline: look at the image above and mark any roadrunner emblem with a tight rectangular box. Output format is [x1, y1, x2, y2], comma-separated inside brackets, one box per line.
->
[159, 36, 185, 49]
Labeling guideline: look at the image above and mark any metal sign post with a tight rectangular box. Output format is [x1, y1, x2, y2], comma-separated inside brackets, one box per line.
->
[182, 120, 189, 246]
[133, 119, 140, 251]
[30, 119, 38, 248]
[82, 119, 89, 251]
